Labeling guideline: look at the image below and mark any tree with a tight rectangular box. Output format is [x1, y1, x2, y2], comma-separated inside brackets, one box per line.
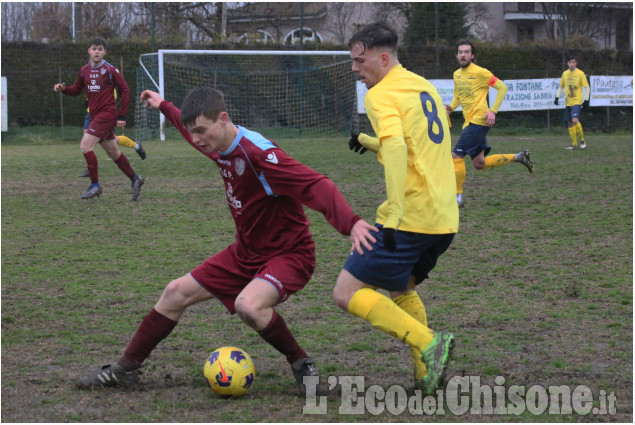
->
[403, 3, 468, 47]
[30, 3, 72, 42]
[541, 2, 615, 47]
[2, 2, 36, 41]
[323, 3, 358, 45]
[372, 2, 413, 25]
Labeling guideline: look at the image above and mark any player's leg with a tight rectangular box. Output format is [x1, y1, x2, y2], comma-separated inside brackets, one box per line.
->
[79, 132, 103, 199]
[405, 233, 455, 389]
[334, 229, 453, 394]
[390, 279, 429, 382]
[576, 122, 586, 148]
[241, 249, 318, 391]
[454, 125, 491, 206]
[235, 278, 317, 390]
[101, 138, 145, 201]
[483, 151, 534, 173]
[564, 106, 578, 149]
[452, 127, 478, 208]
[567, 122, 578, 148]
[572, 113, 585, 149]
[451, 152, 466, 208]
[77, 274, 212, 388]
[117, 135, 146, 160]
[78, 113, 91, 177]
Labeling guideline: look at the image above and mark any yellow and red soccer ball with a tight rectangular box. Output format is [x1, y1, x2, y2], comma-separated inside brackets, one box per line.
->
[204, 346, 255, 396]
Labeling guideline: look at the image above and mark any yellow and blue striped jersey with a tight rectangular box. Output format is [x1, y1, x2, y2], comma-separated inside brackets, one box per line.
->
[363, 65, 458, 235]
[560, 68, 589, 107]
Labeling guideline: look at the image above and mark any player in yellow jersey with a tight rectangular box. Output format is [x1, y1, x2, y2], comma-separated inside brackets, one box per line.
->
[337, 22, 457, 395]
[445, 41, 534, 208]
[554, 55, 590, 150]
[79, 97, 146, 177]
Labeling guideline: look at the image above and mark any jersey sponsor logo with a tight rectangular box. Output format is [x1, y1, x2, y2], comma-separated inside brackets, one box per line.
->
[265, 152, 278, 164]
[226, 182, 242, 210]
[234, 158, 245, 176]
[220, 168, 233, 180]
[217, 158, 231, 166]
[88, 79, 101, 91]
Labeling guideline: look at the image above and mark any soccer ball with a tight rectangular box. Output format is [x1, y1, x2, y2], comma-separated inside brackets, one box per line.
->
[204, 346, 256, 397]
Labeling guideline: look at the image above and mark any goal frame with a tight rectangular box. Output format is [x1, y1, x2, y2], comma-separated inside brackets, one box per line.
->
[141, 49, 351, 141]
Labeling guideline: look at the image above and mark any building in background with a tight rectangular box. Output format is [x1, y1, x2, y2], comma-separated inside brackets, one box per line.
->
[479, 2, 632, 50]
[225, 2, 632, 51]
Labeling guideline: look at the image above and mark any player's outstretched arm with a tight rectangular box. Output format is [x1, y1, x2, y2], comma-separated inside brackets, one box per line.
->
[349, 219, 379, 255]
[140, 90, 165, 110]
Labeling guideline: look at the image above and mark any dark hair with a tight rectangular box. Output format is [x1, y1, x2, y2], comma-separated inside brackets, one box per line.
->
[567, 54, 577, 62]
[180, 86, 227, 128]
[348, 22, 398, 54]
[456, 40, 476, 56]
[89, 37, 107, 49]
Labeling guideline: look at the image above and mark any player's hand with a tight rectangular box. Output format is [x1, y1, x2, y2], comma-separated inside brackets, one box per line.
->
[116, 120, 126, 128]
[348, 133, 367, 154]
[554, 97, 559, 106]
[140, 90, 164, 110]
[53, 82, 67, 93]
[484, 110, 496, 127]
[383, 227, 397, 252]
[582, 100, 589, 109]
[349, 219, 379, 255]
[445, 105, 453, 114]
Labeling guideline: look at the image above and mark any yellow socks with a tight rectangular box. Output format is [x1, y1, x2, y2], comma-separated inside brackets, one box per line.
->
[483, 154, 515, 169]
[568, 127, 578, 147]
[347, 288, 434, 352]
[118, 135, 137, 150]
[393, 291, 428, 379]
[453, 157, 466, 195]
[575, 122, 584, 143]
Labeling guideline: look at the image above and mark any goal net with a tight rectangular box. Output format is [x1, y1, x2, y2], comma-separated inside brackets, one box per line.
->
[134, 50, 370, 142]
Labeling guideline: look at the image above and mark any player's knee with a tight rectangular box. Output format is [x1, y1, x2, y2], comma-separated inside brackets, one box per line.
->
[160, 279, 189, 308]
[473, 160, 485, 170]
[105, 149, 121, 160]
[332, 286, 350, 311]
[234, 296, 260, 328]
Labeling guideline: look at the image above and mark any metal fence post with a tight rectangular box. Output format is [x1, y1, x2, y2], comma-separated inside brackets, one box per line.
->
[58, 67, 64, 139]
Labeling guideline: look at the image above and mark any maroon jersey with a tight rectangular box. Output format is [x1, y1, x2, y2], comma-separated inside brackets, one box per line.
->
[159, 100, 361, 260]
[63, 60, 130, 121]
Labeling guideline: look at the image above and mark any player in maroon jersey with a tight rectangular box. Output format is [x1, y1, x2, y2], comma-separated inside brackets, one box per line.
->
[53, 37, 145, 200]
[77, 87, 378, 392]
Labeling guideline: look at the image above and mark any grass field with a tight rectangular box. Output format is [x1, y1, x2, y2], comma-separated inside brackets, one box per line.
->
[1, 126, 632, 422]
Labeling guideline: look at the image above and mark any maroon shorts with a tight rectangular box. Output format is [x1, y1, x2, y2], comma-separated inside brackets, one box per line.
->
[86, 113, 116, 141]
[190, 242, 316, 314]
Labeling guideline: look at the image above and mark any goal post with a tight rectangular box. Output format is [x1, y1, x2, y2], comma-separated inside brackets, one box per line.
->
[135, 50, 367, 142]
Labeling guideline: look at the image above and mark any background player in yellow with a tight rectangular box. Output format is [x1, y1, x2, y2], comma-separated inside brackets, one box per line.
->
[339, 22, 457, 395]
[554, 54, 590, 150]
[445, 41, 534, 208]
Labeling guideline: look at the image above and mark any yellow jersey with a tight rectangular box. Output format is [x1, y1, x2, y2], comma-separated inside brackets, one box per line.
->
[449, 62, 507, 128]
[559, 68, 589, 107]
[363, 65, 458, 235]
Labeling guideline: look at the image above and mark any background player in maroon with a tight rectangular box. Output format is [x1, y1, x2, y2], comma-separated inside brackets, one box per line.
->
[53, 37, 145, 200]
[77, 87, 378, 392]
